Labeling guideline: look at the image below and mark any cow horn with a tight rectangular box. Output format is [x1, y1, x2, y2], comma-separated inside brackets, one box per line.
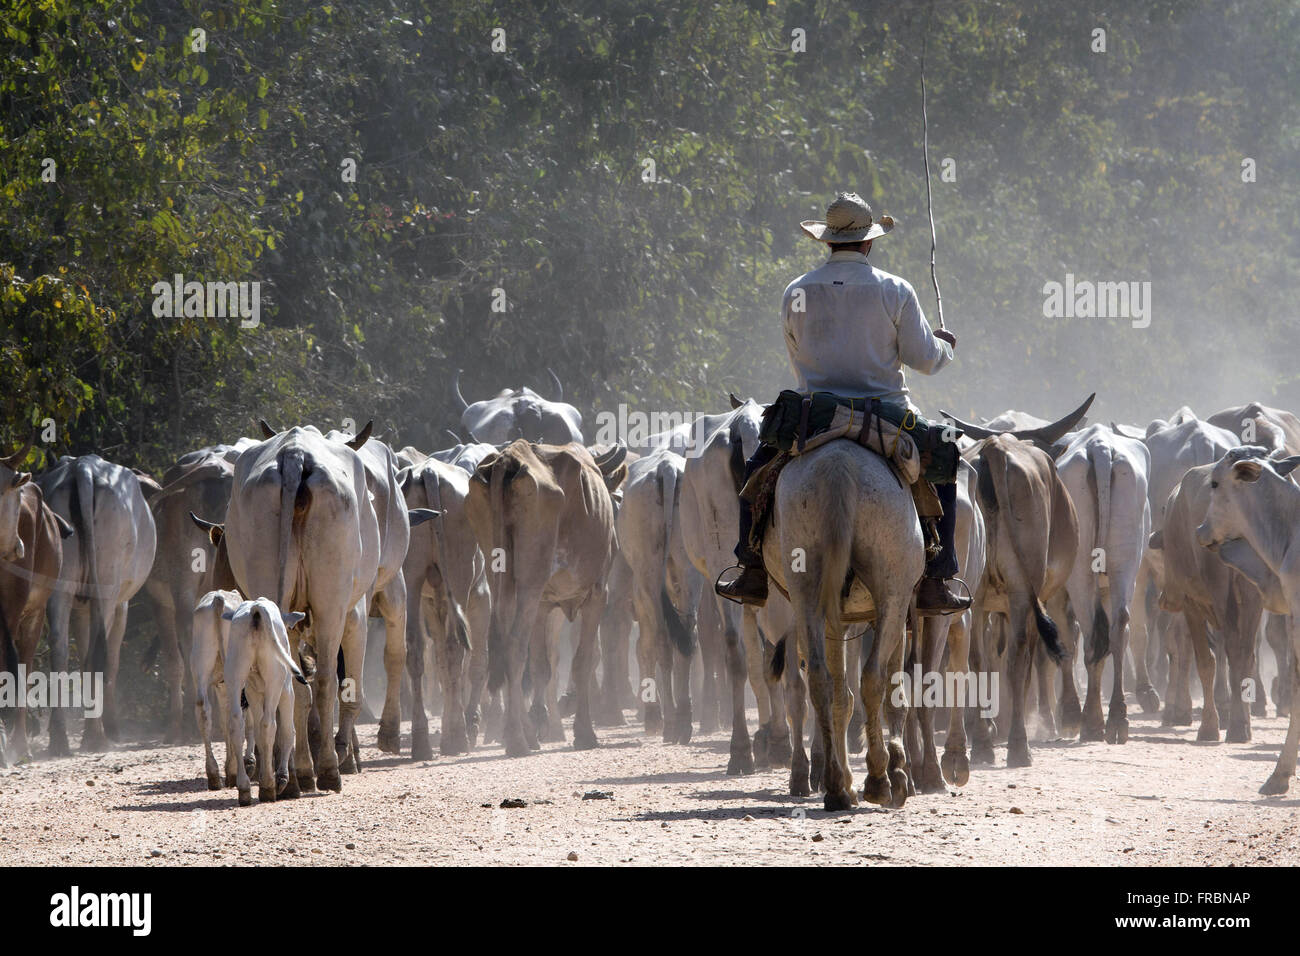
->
[453, 369, 469, 412]
[0, 432, 35, 469]
[547, 367, 563, 403]
[938, 411, 1002, 441]
[346, 420, 373, 450]
[1273, 455, 1300, 478]
[728, 392, 743, 410]
[1011, 393, 1096, 448]
[592, 443, 628, 474]
[189, 511, 225, 547]
[258, 419, 278, 440]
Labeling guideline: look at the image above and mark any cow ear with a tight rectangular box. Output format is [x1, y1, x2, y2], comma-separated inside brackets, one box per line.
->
[396, 466, 413, 492]
[258, 419, 278, 440]
[408, 508, 441, 527]
[728, 392, 743, 410]
[221, 609, 237, 621]
[10, 470, 30, 488]
[1272, 455, 1300, 478]
[1232, 459, 1264, 482]
[472, 452, 499, 483]
[1148, 530, 1164, 551]
[282, 611, 306, 630]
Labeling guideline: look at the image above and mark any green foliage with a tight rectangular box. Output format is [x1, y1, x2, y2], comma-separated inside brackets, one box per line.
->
[1, 0, 1297, 469]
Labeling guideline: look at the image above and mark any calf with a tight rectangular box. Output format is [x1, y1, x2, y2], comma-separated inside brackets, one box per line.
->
[191, 589, 251, 790]
[223, 598, 307, 805]
[1196, 448, 1300, 793]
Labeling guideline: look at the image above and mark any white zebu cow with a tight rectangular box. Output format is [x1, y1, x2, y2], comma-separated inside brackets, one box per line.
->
[454, 369, 583, 445]
[1127, 412, 1238, 715]
[38, 455, 157, 753]
[1196, 449, 1300, 793]
[191, 589, 251, 790]
[224, 424, 379, 794]
[321, 428, 412, 756]
[222, 597, 307, 805]
[1052, 423, 1151, 743]
[399, 457, 491, 757]
[618, 448, 700, 743]
[681, 399, 791, 774]
[429, 441, 499, 475]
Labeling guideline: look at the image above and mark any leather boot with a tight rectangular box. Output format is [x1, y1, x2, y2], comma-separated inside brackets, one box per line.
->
[916, 576, 972, 616]
[716, 565, 768, 607]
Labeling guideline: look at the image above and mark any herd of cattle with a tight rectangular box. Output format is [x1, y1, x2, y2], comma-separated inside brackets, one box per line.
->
[2, 374, 1300, 812]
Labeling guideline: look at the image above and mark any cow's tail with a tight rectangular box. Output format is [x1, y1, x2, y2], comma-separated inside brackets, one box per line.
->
[657, 462, 693, 658]
[487, 456, 509, 692]
[424, 468, 470, 652]
[0, 605, 18, 686]
[1086, 440, 1112, 663]
[255, 606, 311, 686]
[1032, 596, 1065, 663]
[277, 449, 305, 610]
[769, 635, 787, 681]
[73, 459, 109, 674]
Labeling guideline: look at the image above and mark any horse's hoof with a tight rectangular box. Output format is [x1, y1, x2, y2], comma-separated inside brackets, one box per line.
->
[889, 769, 910, 808]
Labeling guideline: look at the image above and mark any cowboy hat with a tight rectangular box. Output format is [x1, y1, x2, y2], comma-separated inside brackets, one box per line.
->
[800, 192, 895, 243]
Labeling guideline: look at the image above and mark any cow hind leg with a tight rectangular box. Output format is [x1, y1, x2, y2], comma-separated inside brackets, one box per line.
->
[372, 581, 407, 755]
[571, 599, 603, 750]
[1261, 629, 1300, 795]
[1186, 613, 1221, 742]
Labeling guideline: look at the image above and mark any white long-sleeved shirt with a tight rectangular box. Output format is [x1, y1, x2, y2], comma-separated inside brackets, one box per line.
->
[782, 250, 953, 404]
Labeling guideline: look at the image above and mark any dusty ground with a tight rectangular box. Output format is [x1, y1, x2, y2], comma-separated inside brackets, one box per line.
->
[2, 707, 1299, 866]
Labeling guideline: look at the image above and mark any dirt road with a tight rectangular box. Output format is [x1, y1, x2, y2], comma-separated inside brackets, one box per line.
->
[2, 709, 1298, 866]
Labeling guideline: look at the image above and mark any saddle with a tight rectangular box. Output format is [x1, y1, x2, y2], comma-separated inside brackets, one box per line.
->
[740, 392, 960, 621]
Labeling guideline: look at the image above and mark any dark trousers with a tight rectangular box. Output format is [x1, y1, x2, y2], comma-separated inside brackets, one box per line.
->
[735, 445, 960, 580]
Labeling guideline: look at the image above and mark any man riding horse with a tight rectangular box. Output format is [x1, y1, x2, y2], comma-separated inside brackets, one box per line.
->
[716, 191, 971, 615]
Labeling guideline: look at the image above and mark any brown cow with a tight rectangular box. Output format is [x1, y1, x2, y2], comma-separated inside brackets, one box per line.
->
[464, 440, 624, 756]
[0, 443, 71, 763]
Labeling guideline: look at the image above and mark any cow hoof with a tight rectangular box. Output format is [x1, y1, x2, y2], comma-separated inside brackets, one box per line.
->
[824, 789, 854, 812]
[244, 756, 257, 776]
[1259, 773, 1291, 796]
[1105, 718, 1129, 745]
[1196, 724, 1221, 743]
[861, 773, 891, 807]
[410, 730, 433, 761]
[296, 773, 317, 793]
[440, 728, 469, 756]
[676, 719, 694, 746]
[46, 738, 70, 758]
[919, 761, 946, 794]
[790, 758, 811, 798]
[969, 741, 995, 766]
[1137, 685, 1161, 714]
[644, 703, 663, 735]
[259, 787, 276, 804]
[809, 753, 824, 791]
[317, 769, 342, 793]
[376, 725, 402, 755]
[726, 747, 755, 776]
[558, 692, 577, 719]
[1225, 725, 1251, 744]
[1058, 700, 1082, 739]
[572, 727, 599, 751]
[1006, 744, 1032, 769]
[889, 769, 910, 808]
[279, 775, 299, 799]
[752, 726, 771, 769]
[1080, 719, 1105, 743]
[942, 749, 970, 787]
[80, 729, 109, 753]
[767, 732, 792, 768]
[238, 789, 252, 807]
[338, 751, 358, 775]
[206, 775, 222, 791]
[504, 739, 532, 758]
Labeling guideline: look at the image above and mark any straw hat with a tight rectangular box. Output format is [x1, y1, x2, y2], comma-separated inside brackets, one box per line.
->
[800, 192, 895, 243]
